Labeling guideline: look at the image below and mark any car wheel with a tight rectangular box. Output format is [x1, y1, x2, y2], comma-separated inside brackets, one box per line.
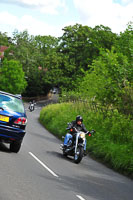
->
[10, 141, 21, 153]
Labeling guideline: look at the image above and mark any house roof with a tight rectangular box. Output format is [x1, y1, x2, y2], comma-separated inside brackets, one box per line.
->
[0, 46, 8, 59]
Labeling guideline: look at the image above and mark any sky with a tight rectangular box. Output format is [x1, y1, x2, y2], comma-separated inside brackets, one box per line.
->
[0, 0, 132, 38]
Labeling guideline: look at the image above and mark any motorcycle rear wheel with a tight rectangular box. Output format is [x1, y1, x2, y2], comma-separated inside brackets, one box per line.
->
[74, 146, 84, 164]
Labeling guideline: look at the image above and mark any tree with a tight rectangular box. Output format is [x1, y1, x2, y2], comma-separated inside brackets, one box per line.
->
[58, 24, 117, 91]
[5, 31, 62, 96]
[115, 21, 133, 67]
[0, 59, 27, 94]
[34, 35, 63, 88]
[59, 24, 93, 70]
[79, 48, 132, 114]
[0, 32, 12, 46]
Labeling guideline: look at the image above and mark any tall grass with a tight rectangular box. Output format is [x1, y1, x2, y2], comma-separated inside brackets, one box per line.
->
[39, 102, 133, 178]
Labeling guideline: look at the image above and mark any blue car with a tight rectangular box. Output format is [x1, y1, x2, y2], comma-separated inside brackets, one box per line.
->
[0, 91, 27, 153]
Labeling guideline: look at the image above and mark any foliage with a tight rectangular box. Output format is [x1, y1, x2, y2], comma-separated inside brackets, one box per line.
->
[0, 21, 132, 100]
[4, 31, 62, 96]
[0, 59, 27, 94]
[57, 24, 117, 90]
[40, 102, 133, 177]
[78, 47, 132, 114]
[0, 32, 12, 46]
[115, 21, 133, 67]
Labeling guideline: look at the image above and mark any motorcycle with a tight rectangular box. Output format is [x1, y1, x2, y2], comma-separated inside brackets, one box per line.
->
[29, 101, 35, 112]
[60, 123, 95, 164]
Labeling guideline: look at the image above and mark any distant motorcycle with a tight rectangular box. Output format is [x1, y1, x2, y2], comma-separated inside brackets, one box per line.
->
[60, 123, 95, 164]
[29, 101, 35, 112]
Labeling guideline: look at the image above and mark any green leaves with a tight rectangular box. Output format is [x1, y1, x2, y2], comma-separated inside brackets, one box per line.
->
[0, 59, 27, 94]
[0, 21, 132, 98]
[79, 47, 131, 113]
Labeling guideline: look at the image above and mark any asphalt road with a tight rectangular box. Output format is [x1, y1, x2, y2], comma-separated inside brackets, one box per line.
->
[0, 103, 133, 200]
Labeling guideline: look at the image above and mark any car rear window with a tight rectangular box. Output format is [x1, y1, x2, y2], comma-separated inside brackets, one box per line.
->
[0, 94, 24, 113]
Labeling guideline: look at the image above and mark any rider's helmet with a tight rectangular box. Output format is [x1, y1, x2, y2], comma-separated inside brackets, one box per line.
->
[76, 115, 83, 123]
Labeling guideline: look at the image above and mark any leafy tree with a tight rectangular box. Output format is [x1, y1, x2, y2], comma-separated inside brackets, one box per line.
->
[0, 59, 27, 94]
[58, 24, 117, 91]
[5, 31, 63, 96]
[59, 24, 93, 70]
[35, 35, 59, 53]
[34, 35, 63, 88]
[0, 32, 12, 46]
[79, 48, 132, 114]
[23, 63, 51, 97]
[1, 23, 132, 101]
[92, 25, 117, 57]
[7, 30, 40, 72]
[4, 31, 45, 96]
[115, 21, 133, 67]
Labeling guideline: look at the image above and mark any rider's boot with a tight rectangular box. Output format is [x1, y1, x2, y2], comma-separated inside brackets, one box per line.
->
[84, 150, 87, 156]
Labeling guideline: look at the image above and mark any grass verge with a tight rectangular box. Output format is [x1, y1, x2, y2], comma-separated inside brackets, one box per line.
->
[39, 102, 133, 178]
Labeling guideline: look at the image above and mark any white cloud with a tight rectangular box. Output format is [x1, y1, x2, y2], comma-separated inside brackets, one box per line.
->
[0, 11, 63, 37]
[17, 15, 63, 36]
[73, 0, 133, 33]
[121, 0, 133, 4]
[2, 0, 67, 15]
[0, 11, 18, 25]
[0, 0, 132, 37]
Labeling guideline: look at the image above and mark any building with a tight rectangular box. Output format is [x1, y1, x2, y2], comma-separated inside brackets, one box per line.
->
[0, 46, 8, 62]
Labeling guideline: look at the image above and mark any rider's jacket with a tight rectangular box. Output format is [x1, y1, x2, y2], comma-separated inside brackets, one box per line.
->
[69, 120, 88, 134]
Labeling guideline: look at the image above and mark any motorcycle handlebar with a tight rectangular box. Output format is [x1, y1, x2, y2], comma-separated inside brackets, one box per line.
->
[90, 130, 95, 134]
[66, 124, 96, 135]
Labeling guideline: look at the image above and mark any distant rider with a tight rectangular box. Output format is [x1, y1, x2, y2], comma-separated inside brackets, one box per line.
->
[29, 100, 35, 111]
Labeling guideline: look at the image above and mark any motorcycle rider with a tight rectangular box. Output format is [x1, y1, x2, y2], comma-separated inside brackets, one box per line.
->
[63, 115, 89, 155]
[29, 100, 35, 111]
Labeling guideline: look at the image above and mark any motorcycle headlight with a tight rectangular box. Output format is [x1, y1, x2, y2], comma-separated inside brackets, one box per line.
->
[80, 132, 85, 139]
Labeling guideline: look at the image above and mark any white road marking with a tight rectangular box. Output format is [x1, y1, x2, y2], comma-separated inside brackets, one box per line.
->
[29, 152, 59, 178]
[76, 195, 86, 200]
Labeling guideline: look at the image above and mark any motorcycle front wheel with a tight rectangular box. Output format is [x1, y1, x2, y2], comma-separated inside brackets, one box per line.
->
[74, 146, 84, 164]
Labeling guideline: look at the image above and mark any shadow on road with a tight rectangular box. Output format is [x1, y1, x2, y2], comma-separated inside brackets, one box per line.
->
[32, 132, 59, 144]
[46, 150, 74, 163]
[0, 142, 10, 153]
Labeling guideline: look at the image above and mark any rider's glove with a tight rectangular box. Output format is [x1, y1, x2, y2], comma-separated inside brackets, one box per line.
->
[86, 131, 92, 136]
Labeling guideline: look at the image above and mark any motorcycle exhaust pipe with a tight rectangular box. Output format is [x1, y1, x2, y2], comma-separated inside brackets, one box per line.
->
[60, 144, 64, 150]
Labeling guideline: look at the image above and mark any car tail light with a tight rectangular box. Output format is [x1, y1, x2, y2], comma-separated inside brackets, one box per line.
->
[14, 117, 27, 125]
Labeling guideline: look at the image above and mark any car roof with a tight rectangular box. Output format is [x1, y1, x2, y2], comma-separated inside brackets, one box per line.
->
[0, 90, 21, 100]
